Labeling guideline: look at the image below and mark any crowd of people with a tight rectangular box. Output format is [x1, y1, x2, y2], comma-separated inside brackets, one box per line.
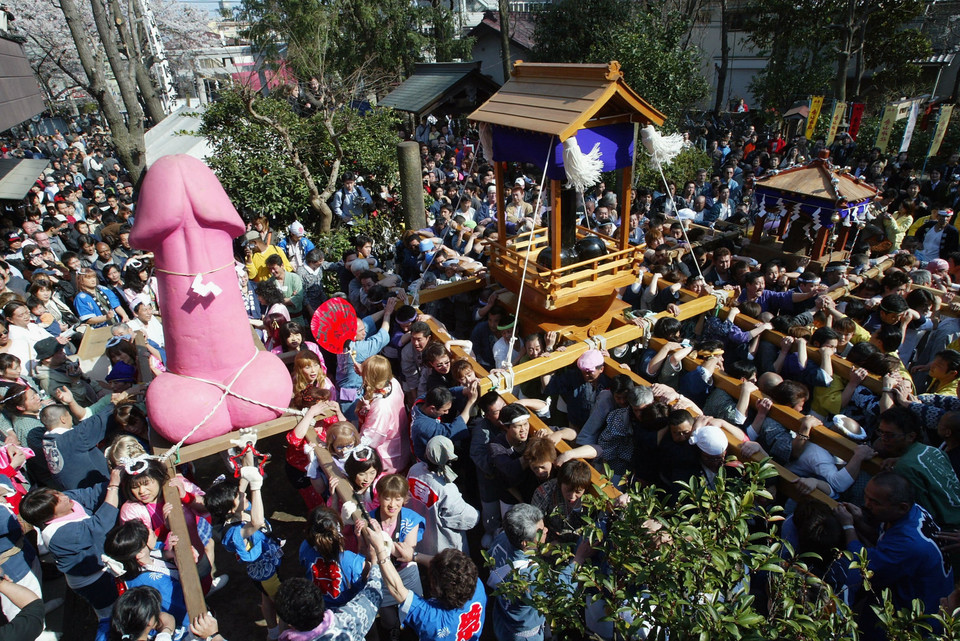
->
[0, 111, 958, 641]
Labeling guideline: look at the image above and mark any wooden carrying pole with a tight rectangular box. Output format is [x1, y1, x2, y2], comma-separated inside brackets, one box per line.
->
[550, 179, 563, 270]
[601, 357, 839, 508]
[646, 337, 885, 475]
[304, 429, 388, 550]
[619, 164, 632, 251]
[163, 459, 207, 619]
[424, 317, 621, 499]
[150, 415, 300, 622]
[441, 293, 715, 397]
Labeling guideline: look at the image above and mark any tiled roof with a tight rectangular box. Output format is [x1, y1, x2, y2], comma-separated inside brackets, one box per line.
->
[468, 10, 536, 50]
[379, 62, 498, 114]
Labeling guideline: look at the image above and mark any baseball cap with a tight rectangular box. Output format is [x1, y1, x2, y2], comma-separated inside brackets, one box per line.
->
[242, 230, 260, 244]
[928, 258, 949, 272]
[106, 361, 137, 383]
[34, 337, 64, 361]
[6, 232, 21, 243]
[577, 349, 604, 371]
[288, 221, 305, 237]
[688, 424, 728, 456]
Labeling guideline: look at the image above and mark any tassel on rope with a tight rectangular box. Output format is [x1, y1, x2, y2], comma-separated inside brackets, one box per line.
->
[562, 135, 603, 193]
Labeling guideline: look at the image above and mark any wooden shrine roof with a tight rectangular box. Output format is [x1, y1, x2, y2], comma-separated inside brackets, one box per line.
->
[467, 61, 665, 141]
[756, 156, 877, 203]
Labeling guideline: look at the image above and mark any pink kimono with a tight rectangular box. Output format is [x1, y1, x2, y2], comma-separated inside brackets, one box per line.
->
[356, 378, 412, 475]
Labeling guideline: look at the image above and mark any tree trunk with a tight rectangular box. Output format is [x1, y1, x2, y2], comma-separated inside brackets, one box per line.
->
[429, 0, 444, 62]
[244, 93, 333, 231]
[34, 68, 57, 109]
[312, 196, 334, 233]
[59, 0, 146, 182]
[89, 0, 147, 175]
[122, 0, 167, 124]
[834, 0, 855, 103]
[498, 0, 511, 82]
[714, 0, 729, 114]
[852, 20, 867, 100]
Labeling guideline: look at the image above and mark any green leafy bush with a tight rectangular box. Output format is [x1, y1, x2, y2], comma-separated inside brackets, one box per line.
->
[198, 87, 401, 233]
[490, 461, 960, 640]
[634, 146, 714, 192]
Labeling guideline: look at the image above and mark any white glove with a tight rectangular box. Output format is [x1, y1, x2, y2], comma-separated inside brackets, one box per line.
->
[229, 427, 258, 449]
[240, 466, 263, 491]
[340, 500, 358, 525]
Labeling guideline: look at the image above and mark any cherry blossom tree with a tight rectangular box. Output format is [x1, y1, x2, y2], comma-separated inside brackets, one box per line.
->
[16, 0, 214, 110]
[12, 0, 216, 182]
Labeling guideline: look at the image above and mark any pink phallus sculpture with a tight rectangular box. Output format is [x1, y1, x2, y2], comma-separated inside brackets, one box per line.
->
[130, 155, 292, 445]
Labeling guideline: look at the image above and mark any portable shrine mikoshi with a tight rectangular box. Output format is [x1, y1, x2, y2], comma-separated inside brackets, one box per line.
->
[750, 150, 879, 267]
[467, 61, 665, 339]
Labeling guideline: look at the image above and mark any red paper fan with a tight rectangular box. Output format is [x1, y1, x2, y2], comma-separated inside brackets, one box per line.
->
[311, 297, 358, 354]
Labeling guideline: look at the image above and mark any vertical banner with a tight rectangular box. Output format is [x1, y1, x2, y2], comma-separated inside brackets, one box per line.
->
[848, 103, 866, 140]
[805, 96, 825, 140]
[825, 101, 847, 146]
[928, 104, 955, 158]
[899, 101, 920, 153]
[875, 105, 897, 153]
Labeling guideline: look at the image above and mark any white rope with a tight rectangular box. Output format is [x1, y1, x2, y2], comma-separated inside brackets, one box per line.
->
[654, 161, 705, 285]
[579, 191, 593, 230]
[415, 130, 485, 280]
[157, 350, 306, 462]
[584, 334, 607, 352]
[485, 368, 515, 394]
[506, 138, 555, 366]
[154, 261, 235, 278]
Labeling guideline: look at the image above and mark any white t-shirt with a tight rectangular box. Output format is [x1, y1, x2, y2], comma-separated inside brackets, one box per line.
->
[129, 316, 165, 349]
[920, 226, 945, 262]
[492, 337, 523, 369]
[788, 442, 854, 496]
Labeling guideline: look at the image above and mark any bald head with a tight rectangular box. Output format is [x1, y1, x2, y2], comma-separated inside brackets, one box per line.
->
[758, 372, 784, 395]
